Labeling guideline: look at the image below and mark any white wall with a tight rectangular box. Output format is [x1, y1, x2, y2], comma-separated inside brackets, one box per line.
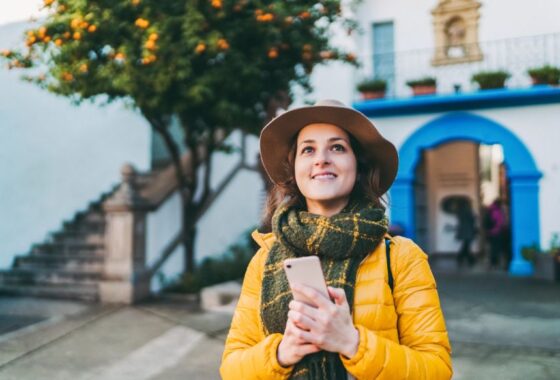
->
[366, 103, 560, 251]
[0, 22, 151, 268]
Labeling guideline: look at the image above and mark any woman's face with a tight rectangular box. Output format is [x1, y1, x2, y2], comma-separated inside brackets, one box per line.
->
[294, 123, 357, 216]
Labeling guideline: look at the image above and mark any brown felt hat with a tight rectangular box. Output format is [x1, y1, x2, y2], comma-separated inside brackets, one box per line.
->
[259, 99, 398, 195]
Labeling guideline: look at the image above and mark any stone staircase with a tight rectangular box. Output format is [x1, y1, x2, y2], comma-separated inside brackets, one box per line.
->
[0, 186, 118, 302]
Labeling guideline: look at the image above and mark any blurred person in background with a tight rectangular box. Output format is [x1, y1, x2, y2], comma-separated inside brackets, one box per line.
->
[484, 198, 506, 270]
[455, 199, 477, 267]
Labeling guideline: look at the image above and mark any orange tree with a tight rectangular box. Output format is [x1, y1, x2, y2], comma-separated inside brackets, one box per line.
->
[2, 0, 358, 273]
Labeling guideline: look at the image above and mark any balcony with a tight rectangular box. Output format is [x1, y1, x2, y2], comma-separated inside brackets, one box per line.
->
[355, 33, 560, 99]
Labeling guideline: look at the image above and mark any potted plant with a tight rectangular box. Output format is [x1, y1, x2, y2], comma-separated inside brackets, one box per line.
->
[521, 234, 560, 282]
[471, 70, 510, 90]
[527, 65, 560, 85]
[357, 78, 387, 99]
[406, 77, 437, 96]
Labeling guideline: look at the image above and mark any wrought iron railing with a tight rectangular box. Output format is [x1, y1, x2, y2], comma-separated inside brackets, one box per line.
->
[355, 33, 560, 99]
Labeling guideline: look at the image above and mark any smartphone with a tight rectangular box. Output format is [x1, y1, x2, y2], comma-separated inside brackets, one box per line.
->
[283, 256, 330, 306]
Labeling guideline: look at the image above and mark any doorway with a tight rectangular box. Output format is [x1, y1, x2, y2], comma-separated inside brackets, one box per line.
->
[391, 112, 541, 276]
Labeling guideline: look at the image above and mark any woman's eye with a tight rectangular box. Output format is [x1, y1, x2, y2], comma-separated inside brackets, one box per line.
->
[332, 144, 346, 152]
[301, 146, 314, 154]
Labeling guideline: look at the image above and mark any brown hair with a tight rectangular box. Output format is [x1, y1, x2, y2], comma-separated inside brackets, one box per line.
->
[260, 133, 386, 232]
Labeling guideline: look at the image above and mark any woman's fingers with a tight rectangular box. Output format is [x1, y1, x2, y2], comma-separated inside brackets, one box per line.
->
[288, 310, 318, 331]
[292, 284, 334, 311]
[296, 343, 320, 356]
[327, 286, 348, 307]
[289, 299, 324, 323]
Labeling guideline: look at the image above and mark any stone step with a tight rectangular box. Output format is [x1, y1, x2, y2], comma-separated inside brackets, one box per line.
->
[31, 242, 104, 256]
[75, 212, 105, 224]
[30, 248, 105, 258]
[0, 283, 98, 302]
[14, 254, 104, 272]
[61, 221, 106, 235]
[0, 268, 102, 286]
[51, 233, 105, 246]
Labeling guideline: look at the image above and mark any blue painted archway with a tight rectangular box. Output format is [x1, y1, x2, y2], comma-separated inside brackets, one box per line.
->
[390, 112, 542, 276]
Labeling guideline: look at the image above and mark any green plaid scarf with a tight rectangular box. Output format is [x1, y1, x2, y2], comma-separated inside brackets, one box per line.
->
[260, 198, 388, 380]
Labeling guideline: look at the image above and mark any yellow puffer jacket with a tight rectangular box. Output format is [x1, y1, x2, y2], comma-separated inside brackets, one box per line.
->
[220, 231, 452, 379]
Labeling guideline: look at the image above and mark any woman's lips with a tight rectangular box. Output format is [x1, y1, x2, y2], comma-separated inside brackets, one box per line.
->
[311, 172, 337, 180]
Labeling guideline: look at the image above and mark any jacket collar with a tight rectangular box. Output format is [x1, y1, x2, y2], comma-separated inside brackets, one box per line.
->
[251, 229, 276, 250]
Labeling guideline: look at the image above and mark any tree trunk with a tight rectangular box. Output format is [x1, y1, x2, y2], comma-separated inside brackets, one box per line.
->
[145, 112, 196, 274]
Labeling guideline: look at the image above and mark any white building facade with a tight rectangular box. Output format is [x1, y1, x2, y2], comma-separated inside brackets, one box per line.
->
[306, 0, 560, 275]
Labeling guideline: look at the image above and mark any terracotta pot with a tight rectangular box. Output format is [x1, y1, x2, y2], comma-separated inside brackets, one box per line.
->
[360, 90, 386, 100]
[530, 76, 548, 86]
[411, 85, 436, 96]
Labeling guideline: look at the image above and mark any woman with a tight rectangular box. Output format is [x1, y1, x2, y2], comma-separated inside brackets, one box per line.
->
[220, 100, 452, 379]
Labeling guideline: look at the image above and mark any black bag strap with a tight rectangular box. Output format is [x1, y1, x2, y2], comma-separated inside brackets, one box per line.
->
[385, 238, 394, 293]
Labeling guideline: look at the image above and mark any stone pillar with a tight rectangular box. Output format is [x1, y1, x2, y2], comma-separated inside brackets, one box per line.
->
[100, 163, 152, 304]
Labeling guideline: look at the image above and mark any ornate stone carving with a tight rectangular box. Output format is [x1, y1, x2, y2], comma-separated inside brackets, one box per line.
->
[432, 0, 483, 66]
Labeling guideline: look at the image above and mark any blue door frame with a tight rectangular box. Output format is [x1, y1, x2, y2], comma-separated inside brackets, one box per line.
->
[390, 112, 542, 276]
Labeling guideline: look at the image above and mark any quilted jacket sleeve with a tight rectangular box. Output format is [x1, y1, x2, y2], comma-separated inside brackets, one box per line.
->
[341, 238, 452, 379]
[220, 248, 293, 380]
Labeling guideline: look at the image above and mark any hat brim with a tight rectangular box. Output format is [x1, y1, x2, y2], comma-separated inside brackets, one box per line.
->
[259, 104, 398, 195]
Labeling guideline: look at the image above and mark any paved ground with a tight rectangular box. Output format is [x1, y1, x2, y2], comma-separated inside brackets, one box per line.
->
[0, 270, 559, 380]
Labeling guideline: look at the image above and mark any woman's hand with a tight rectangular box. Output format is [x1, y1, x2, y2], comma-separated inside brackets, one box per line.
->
[277, 318, 321, 367]
[288, 284, 359, 359]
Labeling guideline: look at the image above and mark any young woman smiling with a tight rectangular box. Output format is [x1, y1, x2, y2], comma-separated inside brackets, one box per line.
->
[220, 100, 452, 380]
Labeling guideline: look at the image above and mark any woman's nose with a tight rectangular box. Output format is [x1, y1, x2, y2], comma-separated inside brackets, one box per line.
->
[314, 149, 331, 166]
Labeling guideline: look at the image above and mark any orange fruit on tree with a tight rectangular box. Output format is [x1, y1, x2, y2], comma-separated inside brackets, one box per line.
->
[26, 36, 37, 46]
[71, 18, 81, 29]
[73, 32, 81, 40]
[62, 72, 74, 81]
[217, 38, 229, 50]
[88, 25, 97, 33]
[195, 43, 206, 54]
[145, 40, 156, 50]
[135, 18, 149, 29]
